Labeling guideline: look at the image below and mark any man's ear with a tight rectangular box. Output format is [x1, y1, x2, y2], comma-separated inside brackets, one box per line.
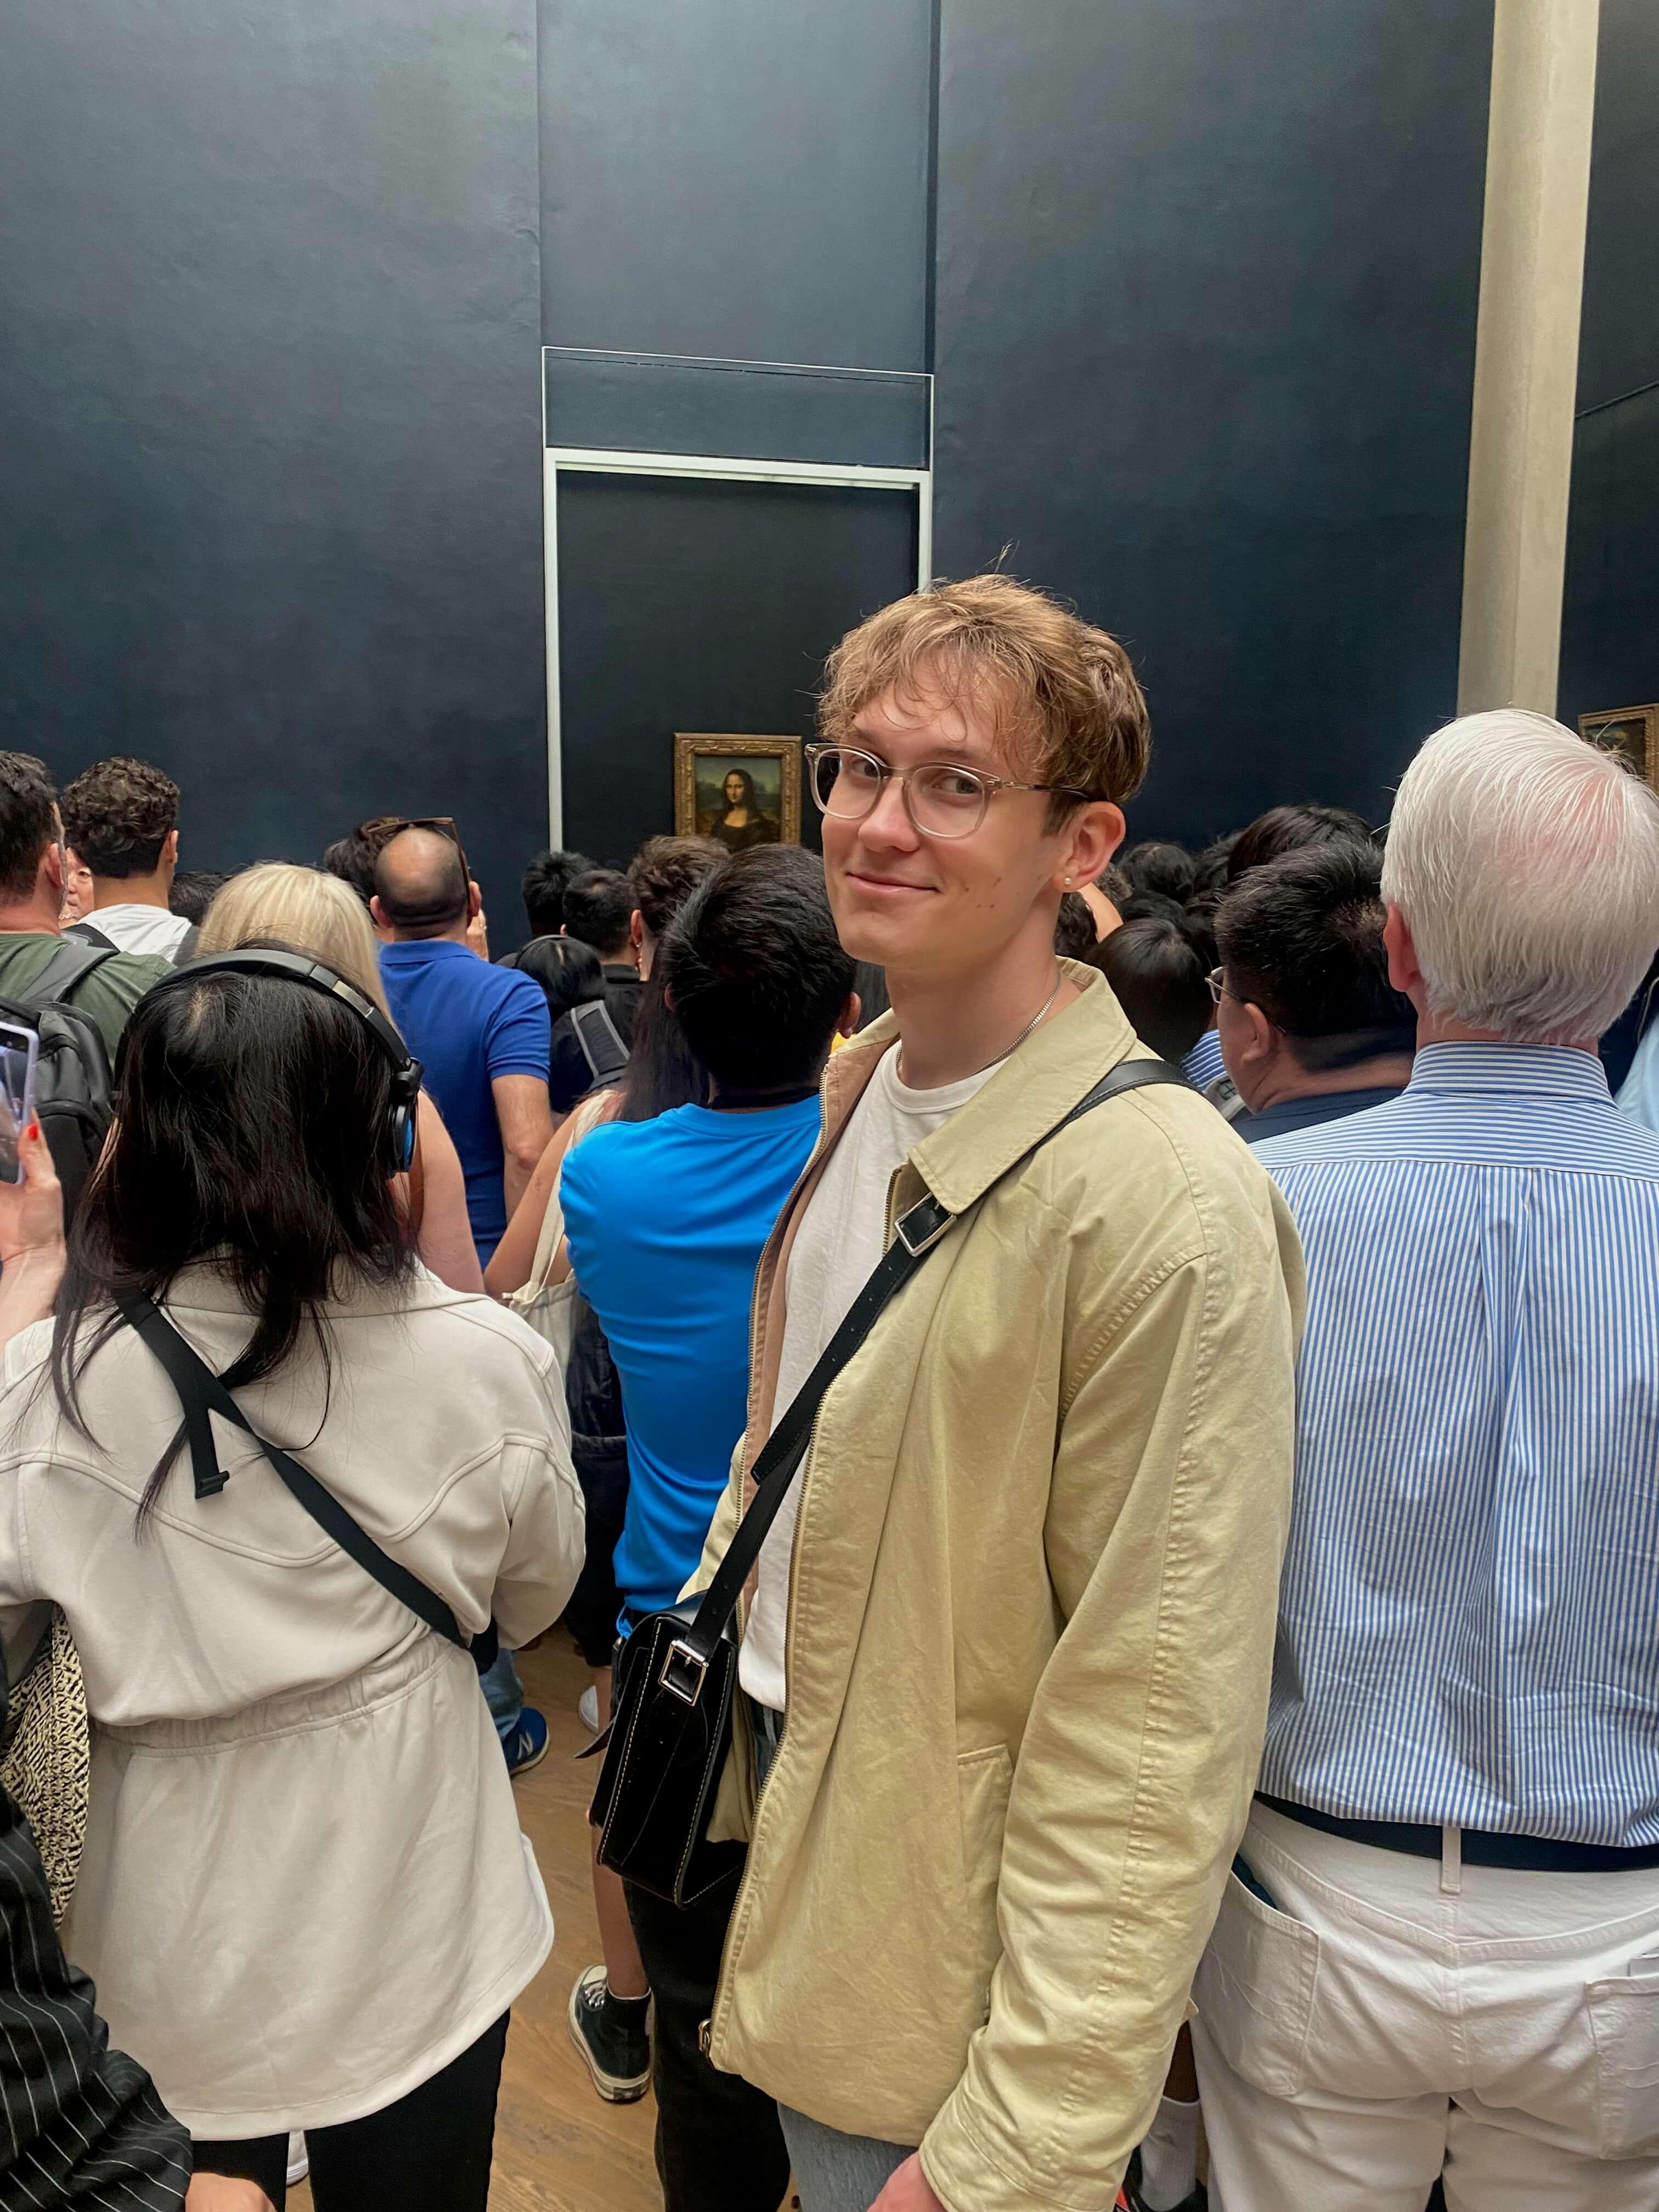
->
[467, 879, 482, 922]
[1059, 801, 1125, 889]
[43, 842, 64, 896]
[1383, 903, 1423, 1004]
[1242, 1001, 1277, 1064]
[162, 827, 179, 873]
[837, 990, 862, 1039]
[369, 894, 388, 932]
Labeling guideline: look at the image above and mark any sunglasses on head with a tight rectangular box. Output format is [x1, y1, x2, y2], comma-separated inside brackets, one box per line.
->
[358, 814, 471, 887]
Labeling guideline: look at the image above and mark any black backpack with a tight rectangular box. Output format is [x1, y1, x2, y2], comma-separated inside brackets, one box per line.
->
[568, 998, 630, 1091]
[1, 940, 119, 1220]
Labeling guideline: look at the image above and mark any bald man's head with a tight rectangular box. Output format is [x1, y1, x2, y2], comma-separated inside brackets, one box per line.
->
[372, 827, 471, 938]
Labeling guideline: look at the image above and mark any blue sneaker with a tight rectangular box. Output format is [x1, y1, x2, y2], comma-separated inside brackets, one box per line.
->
[504, 1706, 549, 1776]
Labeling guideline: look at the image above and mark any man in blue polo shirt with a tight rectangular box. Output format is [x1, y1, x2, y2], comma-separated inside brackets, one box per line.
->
[373, 827, 552, 1268]
[374, 826, 555, 1778]
[560, 846, 855, 2210]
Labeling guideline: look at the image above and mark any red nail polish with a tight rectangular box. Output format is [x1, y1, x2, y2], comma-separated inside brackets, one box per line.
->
[25, 1122, 40, 1142]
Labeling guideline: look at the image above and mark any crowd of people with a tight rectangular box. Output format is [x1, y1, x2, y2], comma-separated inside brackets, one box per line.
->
[0, 572, 1656, 2212]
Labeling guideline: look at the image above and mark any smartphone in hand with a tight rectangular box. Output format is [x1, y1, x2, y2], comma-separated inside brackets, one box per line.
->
[0, 1019, 41, 1184]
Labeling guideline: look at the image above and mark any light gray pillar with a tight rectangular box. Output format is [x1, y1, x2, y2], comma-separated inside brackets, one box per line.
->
[1458, 0, 1600, 715]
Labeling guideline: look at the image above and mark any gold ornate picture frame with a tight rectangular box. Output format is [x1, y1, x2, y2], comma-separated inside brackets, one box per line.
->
[674, 733, 803, 849]
[1579, 703, 1659, 789]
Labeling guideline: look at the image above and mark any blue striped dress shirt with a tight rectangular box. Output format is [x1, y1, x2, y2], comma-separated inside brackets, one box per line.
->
[1255, 1043, 1659, 1845]
[1182, 1028, 1224, 1092]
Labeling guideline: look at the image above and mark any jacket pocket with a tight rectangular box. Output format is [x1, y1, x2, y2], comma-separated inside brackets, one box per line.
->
[957, 1745, 1014, 2021]
[1192, 1870, 1320, 2097]
[1587, 1977, 1659, 2157]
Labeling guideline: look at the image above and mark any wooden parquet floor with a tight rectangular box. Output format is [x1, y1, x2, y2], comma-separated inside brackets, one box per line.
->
[292, 1630, 661, 2212]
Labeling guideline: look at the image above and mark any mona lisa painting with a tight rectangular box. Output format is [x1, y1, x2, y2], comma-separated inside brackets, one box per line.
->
[674, 734, 803, 850]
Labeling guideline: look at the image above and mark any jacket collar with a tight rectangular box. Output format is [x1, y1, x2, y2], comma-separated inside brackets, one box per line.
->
[159, 1258, 447, 1317]
[821, 963, 1140, 1218]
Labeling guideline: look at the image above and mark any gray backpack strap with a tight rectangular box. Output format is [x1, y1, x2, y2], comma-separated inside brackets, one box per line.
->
[63, 922, 119, 953]
[569, 998, 630, 1087]
[22, 939, 119, 1006]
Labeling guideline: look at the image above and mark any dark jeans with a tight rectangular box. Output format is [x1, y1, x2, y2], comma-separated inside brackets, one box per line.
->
[564, 1432, 629, 1666]
[625, 1869, 791, 2212]
[191, 2011, 509, 2211]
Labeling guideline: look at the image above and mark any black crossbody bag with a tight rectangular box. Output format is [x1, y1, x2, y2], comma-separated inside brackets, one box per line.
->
[583, 1054, 1186, 1905]
[121, 1295, 499, 1675]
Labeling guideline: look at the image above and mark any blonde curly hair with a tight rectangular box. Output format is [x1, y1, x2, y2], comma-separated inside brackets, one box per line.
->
[819, 574, 1150, 815]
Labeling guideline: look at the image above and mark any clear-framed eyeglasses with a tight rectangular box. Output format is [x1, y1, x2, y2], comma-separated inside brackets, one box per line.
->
[804, 742, 1091, 842]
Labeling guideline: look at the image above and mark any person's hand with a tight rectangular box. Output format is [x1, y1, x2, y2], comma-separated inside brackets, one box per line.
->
[185, 2177, 276, 2211]
[869, 2154, 946, 2211]
[0, 1123, 64, 1268]
[466, 888, 489, 960]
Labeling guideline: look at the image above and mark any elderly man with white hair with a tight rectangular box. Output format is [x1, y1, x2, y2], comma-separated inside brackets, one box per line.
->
[1192, 709, 1659, 2212]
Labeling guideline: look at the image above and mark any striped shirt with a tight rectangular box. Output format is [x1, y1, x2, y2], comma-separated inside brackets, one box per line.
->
[1256, 1043, 1659, 1845]
[1181, 1028, 1224, 1092]
[0, 1784, 190, 2209]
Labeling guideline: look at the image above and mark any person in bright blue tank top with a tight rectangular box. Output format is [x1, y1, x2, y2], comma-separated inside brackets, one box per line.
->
[560, 847, 857, 1625]
[562, 1092, 822, 1615]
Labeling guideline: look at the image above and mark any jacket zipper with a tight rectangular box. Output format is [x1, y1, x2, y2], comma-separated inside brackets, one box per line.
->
[707, 1171, 908, 2061]
[706, 1400, 825, 2062]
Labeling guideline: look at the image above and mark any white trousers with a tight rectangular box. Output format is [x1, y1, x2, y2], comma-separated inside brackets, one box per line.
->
[1191, 1803, 1659, 2212]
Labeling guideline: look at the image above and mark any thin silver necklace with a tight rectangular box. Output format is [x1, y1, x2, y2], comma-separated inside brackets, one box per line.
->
[898, 970, 1065, 1089]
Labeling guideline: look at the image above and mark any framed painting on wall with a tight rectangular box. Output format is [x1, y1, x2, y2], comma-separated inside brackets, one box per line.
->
[675, 735, 803, 851]
[1579, 703, 1658, 788]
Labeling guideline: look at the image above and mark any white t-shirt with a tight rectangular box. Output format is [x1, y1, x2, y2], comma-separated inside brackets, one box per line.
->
[738, 1044, 996, 1712]
[86, 902, 193, 960]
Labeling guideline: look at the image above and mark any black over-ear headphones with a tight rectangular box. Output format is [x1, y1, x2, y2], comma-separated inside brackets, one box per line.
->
[126, 947, 424, 1175]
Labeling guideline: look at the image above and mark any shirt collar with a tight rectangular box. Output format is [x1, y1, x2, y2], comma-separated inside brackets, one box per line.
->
[825, 964, 1140, 1218]
[381, 935, 471, 961]
[1406, 1040, 1611, 1104]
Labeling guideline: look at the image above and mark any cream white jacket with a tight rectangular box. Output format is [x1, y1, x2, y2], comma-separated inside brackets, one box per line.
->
[0, 1264, 584, 2137]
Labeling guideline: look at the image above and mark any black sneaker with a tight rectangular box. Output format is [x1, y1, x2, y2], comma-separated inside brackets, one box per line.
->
[1119, 2148, 1206, 2211]
[567, 1965, 651, 2103]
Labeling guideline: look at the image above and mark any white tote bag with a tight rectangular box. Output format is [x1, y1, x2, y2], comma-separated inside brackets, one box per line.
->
[504, 1168, 577, 1367]
[503, 1093, 612, 1368]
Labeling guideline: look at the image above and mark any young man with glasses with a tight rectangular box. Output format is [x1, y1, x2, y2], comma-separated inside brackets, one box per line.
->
[683, 576, 1303, 2211]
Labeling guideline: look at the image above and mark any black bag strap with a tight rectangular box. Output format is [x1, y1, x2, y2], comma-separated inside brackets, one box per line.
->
[665, 1056, 1187, 1687]
[24, 939, 119, 1005]
[570, 997, 630, 1086]
[119, 1294, 496, 1668]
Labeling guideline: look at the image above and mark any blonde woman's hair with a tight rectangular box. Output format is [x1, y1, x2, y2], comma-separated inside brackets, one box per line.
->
[196, 864, 393, 1019]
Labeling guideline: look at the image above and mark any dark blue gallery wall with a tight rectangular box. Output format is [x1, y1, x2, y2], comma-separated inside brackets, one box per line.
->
[932, 0, 1493, 847]
[0, 2, 544, 924]
[538, 0, 935, 370]
[1560, 0, 1659, 727]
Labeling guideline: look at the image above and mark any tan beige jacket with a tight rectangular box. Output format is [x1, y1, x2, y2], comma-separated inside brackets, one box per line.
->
[695, 967, 1304, 2211]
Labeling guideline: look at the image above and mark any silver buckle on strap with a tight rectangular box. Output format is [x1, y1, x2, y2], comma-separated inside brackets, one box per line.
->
[658, 1639, 708, 1706]
[894, 1199, 952, 1256]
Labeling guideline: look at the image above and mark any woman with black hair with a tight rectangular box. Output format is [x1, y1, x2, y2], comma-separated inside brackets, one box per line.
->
[0, 962, 584, 2211]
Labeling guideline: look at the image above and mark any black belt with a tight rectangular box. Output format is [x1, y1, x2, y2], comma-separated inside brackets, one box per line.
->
[1256, 1793, 1659, 1874]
